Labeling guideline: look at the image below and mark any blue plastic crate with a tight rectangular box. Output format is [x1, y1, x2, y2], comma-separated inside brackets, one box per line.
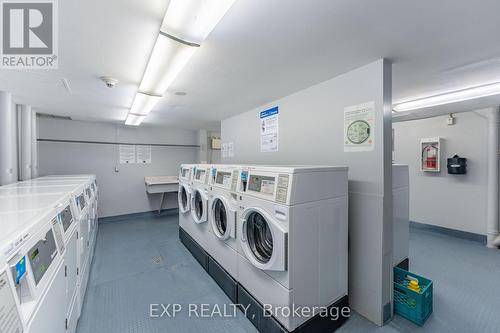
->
[393, 267, 433, 326]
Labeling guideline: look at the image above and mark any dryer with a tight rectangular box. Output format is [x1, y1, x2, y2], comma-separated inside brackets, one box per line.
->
[236, 165, 349, 332]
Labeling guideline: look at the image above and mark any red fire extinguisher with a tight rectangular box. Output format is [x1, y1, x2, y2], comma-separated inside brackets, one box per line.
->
[423, 144, 438, 170]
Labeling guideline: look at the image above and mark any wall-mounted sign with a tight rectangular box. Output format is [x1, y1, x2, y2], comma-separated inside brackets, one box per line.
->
[344, 102, 375, 152]
[136, 145, 152, 164]
[119, 145, 136, 164]
[260, 106, 279, 152]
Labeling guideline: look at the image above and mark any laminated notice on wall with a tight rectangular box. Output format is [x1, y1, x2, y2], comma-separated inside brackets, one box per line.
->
[260, 106, 279, 152]
[119, 145, 136, 164]
[136, 145, 152, 164]
[227, 142, 234, 157]
[221, 143, 228, 158]
[344, 101, 375, 152]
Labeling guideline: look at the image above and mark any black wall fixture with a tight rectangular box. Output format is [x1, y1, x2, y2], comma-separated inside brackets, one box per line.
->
[447, 154, 467, 174]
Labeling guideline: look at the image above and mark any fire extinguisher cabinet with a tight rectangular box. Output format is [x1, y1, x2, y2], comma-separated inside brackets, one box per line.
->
[421, 137, 442, 172]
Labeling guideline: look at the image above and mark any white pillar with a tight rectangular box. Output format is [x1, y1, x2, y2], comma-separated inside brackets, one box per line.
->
[19, 104, 32, 181]
[31, 110, 38, 178]
[486, 108, 499, 248]
[0, 91, 15, 185]
[11, 101, 18, 182]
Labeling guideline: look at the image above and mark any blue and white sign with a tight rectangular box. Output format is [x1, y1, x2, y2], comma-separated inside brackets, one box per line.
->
[260, 106, 279, 152]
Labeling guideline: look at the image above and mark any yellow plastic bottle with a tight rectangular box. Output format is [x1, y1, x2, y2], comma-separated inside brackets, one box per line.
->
[408, 280, 421, 293]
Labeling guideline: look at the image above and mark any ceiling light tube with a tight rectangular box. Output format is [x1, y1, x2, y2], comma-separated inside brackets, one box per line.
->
[130, 92, 162, 116]
[393, 82, 500, 112]
[138, 35, 198, 96]
[125, 114, 146, 126]
[126, 0, 236, 125]
[161, 0, 236, 45]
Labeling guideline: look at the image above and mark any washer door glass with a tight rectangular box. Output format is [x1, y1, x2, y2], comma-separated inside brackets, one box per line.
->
[180, 187, 188, 210]
[213, 198, 227, 236]
[246, 211, 273, 264]
[194, 191, 203, 219]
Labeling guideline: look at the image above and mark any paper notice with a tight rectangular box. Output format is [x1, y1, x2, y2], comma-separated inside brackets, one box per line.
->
[260, 106, 279, 152]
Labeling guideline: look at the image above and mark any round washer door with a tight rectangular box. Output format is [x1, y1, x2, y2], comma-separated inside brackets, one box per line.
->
[191, 189, 208, 223]
[240, 207, 287, 271]
[210, 197, 236, 240]
[178, 185, 191, 213]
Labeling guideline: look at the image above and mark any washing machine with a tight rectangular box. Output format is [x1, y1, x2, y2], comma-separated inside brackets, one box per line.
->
[186, 164, 212, 248]
[178, 164, 195, 236]
[204, 165, 241, 278]
[236, 165, 349, 332]
[393, 164, 409, 269]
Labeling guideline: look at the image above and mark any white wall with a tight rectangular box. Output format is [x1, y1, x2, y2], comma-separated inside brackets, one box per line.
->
[221, 59, 393, 325]
[393, 111, 490, 235]
[38, 118, 198, 217]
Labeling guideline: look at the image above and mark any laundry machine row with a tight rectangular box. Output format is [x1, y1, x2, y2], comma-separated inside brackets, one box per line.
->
[178, 164, 350, 333]
[0, 175, 99, 333]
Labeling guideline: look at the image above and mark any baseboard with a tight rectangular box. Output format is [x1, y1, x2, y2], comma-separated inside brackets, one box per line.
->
[237, 285, 349, 333]
[99, 208, 179, 224]
[410, 221, 486, 244]
[179, 227, 209, 271]
[395, 258, 409, 270]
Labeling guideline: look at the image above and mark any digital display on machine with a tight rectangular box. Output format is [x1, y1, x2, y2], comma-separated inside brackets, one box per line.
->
[195, 169, 206, 180]
[248, 175, 275, 195]
[15, 256, 26, 284]
[216, 172, 232, 186]
[28, 230, 58, 285]
[61, 205, 74, 232]
[30, 249, 39, 261]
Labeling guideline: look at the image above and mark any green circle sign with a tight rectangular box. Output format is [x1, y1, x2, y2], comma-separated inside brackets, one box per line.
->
[347, 120, 370, 144]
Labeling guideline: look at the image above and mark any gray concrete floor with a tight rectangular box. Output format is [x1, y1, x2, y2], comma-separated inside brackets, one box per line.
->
[77, 212, 500, 333]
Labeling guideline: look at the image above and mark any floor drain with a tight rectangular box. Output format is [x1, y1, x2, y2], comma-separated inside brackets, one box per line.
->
[152, 255, 163, 264]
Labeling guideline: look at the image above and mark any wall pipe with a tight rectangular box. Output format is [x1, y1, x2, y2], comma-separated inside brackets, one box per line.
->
[486, 108, 500, 248]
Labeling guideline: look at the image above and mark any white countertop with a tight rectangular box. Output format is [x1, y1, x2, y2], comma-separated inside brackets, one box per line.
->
[144, 176, 179, 186]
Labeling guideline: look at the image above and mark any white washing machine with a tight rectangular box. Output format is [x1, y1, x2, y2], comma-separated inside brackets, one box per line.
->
[178, 164, 194, 234]
[236, 165, 349, 331]
[393, 164, 409, 268]
[204, 165, 241, 278]
[186, 164, 212, 248]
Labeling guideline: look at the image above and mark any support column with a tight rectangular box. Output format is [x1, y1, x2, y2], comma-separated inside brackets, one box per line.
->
[31, 110, 38, 178]
[486, 108, 500, 248]
[19, 104, 32, 181]
[0, 91, 14, 185]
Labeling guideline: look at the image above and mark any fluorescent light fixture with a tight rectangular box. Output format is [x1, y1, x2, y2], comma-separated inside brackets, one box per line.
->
[138, 35, 197, 96]
[130, 92, 162, 116]
[161, 0, 236, 44]
[125, 0, 236, 125]
[125, 114, 146, 126]
[393, 82, 500, 112]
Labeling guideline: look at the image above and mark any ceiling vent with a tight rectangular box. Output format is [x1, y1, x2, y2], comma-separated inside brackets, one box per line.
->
[37, 113, 72, 121]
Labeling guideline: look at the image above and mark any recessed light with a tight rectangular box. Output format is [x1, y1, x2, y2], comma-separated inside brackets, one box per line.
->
[175, 91, 187, 96]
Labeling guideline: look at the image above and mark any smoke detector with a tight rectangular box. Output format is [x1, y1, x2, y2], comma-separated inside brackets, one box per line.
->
[100, 76, 118, 88]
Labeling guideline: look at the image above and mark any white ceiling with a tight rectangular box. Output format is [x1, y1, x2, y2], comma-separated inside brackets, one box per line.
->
[1, 0, 500, 130]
